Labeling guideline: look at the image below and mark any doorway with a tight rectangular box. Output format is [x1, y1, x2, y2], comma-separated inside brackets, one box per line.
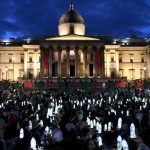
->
[110, 71, 116, 79]
[29, 71, 33, 79]
[70, 65, 75, 77]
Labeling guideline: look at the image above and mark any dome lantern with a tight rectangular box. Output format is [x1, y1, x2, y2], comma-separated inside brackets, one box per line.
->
[70, 3, 74, 11]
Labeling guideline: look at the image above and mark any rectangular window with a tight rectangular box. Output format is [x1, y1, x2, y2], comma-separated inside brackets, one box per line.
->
[141, 57, 144, 63]
[29, 56, 32, 62]
[21, 55, 24, 63]
[111, 56, 114, 62]
[119, 56, 122, 62]
[9, 56, 12, 63]
[130, 58, 133, 63]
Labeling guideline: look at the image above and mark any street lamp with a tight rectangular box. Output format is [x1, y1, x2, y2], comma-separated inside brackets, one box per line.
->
[140, 70, 142, 80]
[5, 66, 8, 80]
[143, 66, 146, 80]
[131, 57, 133, 81]
[12, 57, 15, 81]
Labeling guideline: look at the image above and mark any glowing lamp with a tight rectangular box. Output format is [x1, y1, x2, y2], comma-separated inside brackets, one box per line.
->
[117, 117, 122, 129]
[104, 124, 107, 131]
[29, 120, 32, 130]
[19, 128, 24, 139]
[38, 104, 40, 110]
[40, 120, 43, 127]
[122, 139, 129, 150]
[36, 114, 39, 121]
[96, 122, 102, 134]
[97, 136, 102, 146]
[117, 135, 122, 150]
[108, 122, 111, 131]
[30, 137, 36, 150]
[93, 119, 96, 127]
[126, 110, 129, 116]
[90, 120, 93, 128]
[87, 117, 90, 126]
[130, 123, 136, 138]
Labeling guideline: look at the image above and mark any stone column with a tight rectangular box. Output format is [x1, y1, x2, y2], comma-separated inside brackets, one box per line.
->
[107, 50, 110, 77]
[24, 50, 28, 78]
[115, 50, 119, 77]
[83, 47, 88, 77]
[40, 48, 44, 77]
[96, 47, 101, 76]
[49, 47, 53, 77]
[146, 47, 150, 79]
[33, 49, 38, 79]
[101, 46, 105, 77]
[105, 49, 110, 77]
[75, 47, 79, 77]
[93, 47, 97, 76]
[66, 47, 70, 77]
[58, 47, 62, 77]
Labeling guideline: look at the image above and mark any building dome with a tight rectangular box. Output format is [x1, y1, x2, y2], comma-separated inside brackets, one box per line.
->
[59, 6, 84, 24]
[58, 4, 85, 36]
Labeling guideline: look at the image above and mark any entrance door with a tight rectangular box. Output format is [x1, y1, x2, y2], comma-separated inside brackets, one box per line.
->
[89, 64, 93, 76]
[27, 69, 33, 79]
[110, 71, 115, 79]
[70, 65, 75, 77]
[29, 71, 33, 79]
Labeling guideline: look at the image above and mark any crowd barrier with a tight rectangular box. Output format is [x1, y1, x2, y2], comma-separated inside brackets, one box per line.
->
[0, 79, 144, 91]
[21, 80, 143, 89]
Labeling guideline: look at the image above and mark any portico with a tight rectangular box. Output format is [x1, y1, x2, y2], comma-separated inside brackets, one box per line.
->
[40, 35, 104, 78]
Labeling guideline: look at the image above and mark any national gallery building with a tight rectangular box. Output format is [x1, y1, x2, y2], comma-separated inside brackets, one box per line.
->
[0, 4, 150, 81]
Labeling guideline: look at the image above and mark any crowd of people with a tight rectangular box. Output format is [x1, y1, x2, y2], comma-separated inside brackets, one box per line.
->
[0, 84, 150, 150]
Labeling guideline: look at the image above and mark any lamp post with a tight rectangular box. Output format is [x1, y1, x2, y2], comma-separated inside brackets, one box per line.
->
[143, 66, 146, 80]
[5, 66, 8, 80]
[12, 57, 15, 81]
[140, 70, 142, 80]
[131, 57, 133, 81]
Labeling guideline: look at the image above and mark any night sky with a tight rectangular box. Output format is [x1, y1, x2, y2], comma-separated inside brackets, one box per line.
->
[0, 0, 150, 38]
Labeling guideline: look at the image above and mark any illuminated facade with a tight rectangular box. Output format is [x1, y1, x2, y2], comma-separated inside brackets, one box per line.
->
[0, 4, 149, 81]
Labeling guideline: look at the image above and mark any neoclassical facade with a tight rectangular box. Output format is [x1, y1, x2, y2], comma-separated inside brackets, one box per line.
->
[0, 4, 149, 81]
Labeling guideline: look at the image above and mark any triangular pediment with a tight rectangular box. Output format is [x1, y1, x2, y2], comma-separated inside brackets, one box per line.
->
[46, 34, 100, 41]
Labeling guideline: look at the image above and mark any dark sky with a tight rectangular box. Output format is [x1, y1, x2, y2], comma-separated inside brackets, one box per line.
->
[0, 0, 150, 38]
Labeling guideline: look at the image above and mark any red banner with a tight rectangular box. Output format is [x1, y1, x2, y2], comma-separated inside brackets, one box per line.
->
[97, 50, 101, 71]
[136, 81, 143, 88]
[23, 81, 33, 89]
[43, 50, 49, 69]
[115, 81, 127, 88]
